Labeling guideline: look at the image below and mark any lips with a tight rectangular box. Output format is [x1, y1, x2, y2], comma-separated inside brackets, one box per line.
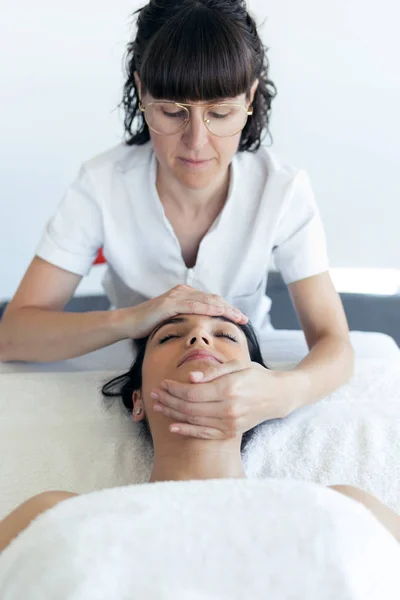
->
[178, 350, 222, 367]
[179, 158, 212, 167]
[181, 157, 211, 162]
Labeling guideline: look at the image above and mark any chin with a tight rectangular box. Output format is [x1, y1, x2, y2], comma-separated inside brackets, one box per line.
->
[173, 167, 221, 190]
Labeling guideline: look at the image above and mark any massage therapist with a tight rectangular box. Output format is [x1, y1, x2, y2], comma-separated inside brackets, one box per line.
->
[0, 0, 354, 440]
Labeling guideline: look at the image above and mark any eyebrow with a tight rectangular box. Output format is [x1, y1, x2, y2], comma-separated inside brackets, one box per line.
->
[149, 315, 241, 341]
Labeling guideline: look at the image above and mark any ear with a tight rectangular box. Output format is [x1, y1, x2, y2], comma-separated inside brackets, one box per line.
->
[248, 78, 259, 105]
[134, 71, 142, 102]
[132, 390, 145, 422]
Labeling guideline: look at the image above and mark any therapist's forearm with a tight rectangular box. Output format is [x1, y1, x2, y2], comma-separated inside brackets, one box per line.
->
[289, 334, 355, 409]
[0, 307, 128, 363]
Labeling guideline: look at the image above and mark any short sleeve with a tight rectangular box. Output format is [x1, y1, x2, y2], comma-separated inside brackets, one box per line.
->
[35, 165, 104, 276]
[272, 171, 329, 285]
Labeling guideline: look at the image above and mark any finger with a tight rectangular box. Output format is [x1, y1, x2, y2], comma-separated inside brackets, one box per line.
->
[153, 388, 226, 416]
[183, 299, 246, 324]
[154, 404, 223, 428]
[166, 286, 248, 323]
[188, 360, 246, 383]
[196, 293, 248, 323]
[194, 292, 227, 308]
[160, 379, 224, 403]
[199, 293, 248, 323]
[169, 423, 227, 440]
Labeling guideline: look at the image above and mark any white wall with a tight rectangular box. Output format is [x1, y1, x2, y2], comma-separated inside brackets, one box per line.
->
[261, 0, 400, 269]
[1, 0, 399, 300]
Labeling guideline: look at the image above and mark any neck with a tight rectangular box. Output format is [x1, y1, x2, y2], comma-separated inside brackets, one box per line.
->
[156, 162, 230, 215]
[149, 438, 246, 483]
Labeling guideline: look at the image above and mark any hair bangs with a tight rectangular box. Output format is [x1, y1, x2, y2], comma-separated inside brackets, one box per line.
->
[140, 7, 253, 102]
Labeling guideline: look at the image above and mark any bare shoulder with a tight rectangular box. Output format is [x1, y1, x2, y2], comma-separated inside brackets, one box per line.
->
[328, 484, 368, 502]
[0, 490, 79, 553]
[32, 490, 80, 507]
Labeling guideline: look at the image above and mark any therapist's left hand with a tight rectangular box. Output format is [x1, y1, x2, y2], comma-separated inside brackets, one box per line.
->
[150, 361, 298, 440]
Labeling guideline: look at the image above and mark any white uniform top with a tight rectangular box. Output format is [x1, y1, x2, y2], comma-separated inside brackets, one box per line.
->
[36, 142, 329, 335]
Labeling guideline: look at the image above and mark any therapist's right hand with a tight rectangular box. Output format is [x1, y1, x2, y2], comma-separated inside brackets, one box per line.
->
[121, 284, 248, 339]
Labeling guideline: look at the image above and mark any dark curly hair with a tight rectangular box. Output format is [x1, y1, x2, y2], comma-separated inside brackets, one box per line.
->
[102, 317, 269, 453]
[121, 0, 277, 152]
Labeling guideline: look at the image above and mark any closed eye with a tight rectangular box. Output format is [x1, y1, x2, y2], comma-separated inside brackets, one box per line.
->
[209, 112, 229, 119]
[158, 332, 238, 344]
[163, 110, 186, 118]
[215, 332, 238, 343]
[158, 333, 181, 344]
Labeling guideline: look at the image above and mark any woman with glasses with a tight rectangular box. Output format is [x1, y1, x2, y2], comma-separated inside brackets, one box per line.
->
[0, 0, 354, 439]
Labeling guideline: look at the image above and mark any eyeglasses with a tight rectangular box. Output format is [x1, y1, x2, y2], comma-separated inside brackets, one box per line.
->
[139, 101, 253, 137]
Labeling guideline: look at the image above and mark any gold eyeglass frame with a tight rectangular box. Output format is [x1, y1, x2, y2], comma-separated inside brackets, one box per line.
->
[139, 101, 253, 137]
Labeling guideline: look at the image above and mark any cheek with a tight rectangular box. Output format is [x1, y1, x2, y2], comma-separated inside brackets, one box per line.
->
[216, 340, 251, 363]
[213, 136, 241, 162]
[150, 132, 179, 161]
[141, 354, 166, 396]
[236, 345, 251, 363]
[141, 348, 182, 397]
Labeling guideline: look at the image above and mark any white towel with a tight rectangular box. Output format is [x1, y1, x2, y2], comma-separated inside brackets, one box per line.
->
[243, 358, 400, 512]
[0, 478, 399, 599]
[1, 356, 400, 519]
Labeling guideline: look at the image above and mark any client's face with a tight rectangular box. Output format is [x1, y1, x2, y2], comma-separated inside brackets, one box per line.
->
[133, 315, 251, 433]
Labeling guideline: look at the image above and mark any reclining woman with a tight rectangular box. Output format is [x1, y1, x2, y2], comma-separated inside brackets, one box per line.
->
[1, 314, 399, 553]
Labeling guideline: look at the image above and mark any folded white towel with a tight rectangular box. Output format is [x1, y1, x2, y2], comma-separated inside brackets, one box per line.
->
[243, 358, 400, 512]
[0, 478, 399, 599]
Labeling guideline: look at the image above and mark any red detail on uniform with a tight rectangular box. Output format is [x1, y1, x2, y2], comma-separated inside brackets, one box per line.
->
[93, 248, 106, 265]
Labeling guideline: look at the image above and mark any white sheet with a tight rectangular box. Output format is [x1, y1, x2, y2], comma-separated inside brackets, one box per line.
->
[1, 479, 399, 600]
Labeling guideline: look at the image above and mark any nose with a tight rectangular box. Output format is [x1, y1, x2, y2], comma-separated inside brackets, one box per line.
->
[185, 328, 212, 347]
[182, 108, 209, 150]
